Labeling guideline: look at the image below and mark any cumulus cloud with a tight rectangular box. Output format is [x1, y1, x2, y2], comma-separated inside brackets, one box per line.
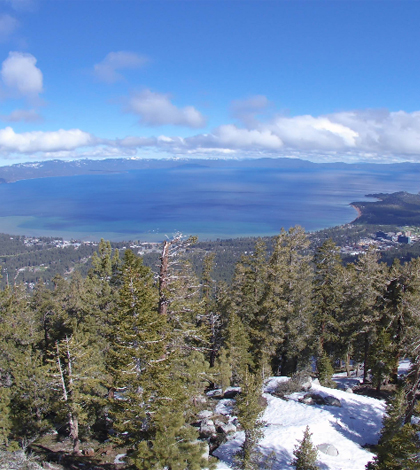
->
[93, 51, 148, 83]
[145, 109, 420, 161]
[7, 108, 420, 163]
[0, 14, 18, 42]
[0, 127, 94, 153]
[1, 51, 43, 99]
[267, 114, 359, 150]
[126, 89, 207, 128]
[0, 108, 42, 123]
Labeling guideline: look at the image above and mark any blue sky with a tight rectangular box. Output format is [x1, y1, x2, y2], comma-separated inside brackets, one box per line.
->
[1, 0, 420, 165]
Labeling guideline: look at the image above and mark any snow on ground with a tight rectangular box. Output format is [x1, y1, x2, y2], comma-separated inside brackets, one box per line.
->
[214, 377, 386, 470]
[332, 371, 363, 390]
[398, 359, 412, 376]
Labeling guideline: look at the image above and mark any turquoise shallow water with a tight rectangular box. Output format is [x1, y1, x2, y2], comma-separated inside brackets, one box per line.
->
[0, 164, 419, 241]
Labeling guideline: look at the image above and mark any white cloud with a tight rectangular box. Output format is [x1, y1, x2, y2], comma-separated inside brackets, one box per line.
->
[0, 108, 42, 123]
[0, 127, 94, 153]
[6, 108, 420, 163]
[0, 14, 18, 42]
[93, 51, 148, 83]
[144, 109, 420, 161]
[182, 124, 282, 151]
[126, 89, 207, 128]
[267, 114, 359, 150]
[1, 51, 43, 99]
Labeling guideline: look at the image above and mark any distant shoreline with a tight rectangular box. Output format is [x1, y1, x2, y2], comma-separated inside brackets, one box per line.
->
[350, 204, 362, 222]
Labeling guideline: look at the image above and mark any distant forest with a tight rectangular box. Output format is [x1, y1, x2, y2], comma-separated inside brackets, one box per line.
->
[1, 222, 420, 290]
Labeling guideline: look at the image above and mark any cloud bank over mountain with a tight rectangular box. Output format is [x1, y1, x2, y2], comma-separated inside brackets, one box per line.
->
[3, 107, 420, 163]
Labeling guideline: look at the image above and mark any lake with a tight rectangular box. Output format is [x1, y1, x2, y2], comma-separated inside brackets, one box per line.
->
[0, 163, 419, 241]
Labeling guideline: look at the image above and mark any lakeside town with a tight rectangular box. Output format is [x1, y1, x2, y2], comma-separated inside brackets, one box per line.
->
[339, 226, 420, 256]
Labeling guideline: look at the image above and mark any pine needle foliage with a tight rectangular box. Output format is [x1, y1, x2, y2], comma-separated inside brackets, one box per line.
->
[366, 388, 420, 470]
[292, 426, 319, 470]
[235, 370, 265, 470]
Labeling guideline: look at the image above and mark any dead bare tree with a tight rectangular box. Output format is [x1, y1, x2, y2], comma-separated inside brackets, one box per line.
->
[158, 233, 197, 316]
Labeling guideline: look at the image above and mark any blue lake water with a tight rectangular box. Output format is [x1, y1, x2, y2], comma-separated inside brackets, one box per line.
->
[0, 164, 419, 241]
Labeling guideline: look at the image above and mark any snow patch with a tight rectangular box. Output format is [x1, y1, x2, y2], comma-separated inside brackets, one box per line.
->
[215, 378, 386, 470]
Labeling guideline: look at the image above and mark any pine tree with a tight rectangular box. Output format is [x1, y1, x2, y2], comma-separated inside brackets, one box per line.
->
[107, 250, 165, 447]
[109, 250, 211, 469]
[0, 386, 13, 449]
[316, 351, 335, 388]
[49, 331, 106, 454]
[344, 247, 387, 383]
[313, 239, 344, 361]
[235, 370, 265, 470]
[225, 312, 253, 386]
[369, 328, 396, 392]
[201, 254, 221, 367]
[385, 258, 420, 381]
[229, 240, 268, 375]
[259, 226, 313, 375]
[292, 426, 319, 470]
[366, 389, 420, 470]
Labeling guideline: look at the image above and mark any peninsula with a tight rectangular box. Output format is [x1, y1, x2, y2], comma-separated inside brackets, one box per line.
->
[351, 191, 420, 225]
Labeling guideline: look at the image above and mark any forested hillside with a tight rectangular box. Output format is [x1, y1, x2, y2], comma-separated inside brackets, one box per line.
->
[3, 223, 420, 291]
[1, 228, 420, 469]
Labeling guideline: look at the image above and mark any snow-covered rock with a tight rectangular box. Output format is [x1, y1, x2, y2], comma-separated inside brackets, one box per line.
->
[214, 399, 235, 416]
[217, 422, 237, 435]
[114, 453, 126, 464]
[207, 389, 224, 398]
[198, 410, 213, 419]
[398, 359, 411, 376]
[200, 419, 216, 438]
[317, 443, 339, 456]
[301, 376, 313, 391]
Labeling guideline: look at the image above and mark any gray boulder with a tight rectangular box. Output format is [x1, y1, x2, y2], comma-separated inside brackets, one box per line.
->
[300, 393, 326, 405]
[317, 443, 339, 456]
[324, 396, 342, 407]
[299, 393, 341, 407]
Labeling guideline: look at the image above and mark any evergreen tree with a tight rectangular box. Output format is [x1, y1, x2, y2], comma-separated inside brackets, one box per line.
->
[225, 312, 253, 386]
[369, 328, 396, 392]
[0, 386, 13, 449]
[260, 226, 313, 375]
[215, 347, 232, 391]
[229, 240, 268, 375]
[201, 254, 221, 367]
[366, 389, 420, 470]
[316, 351, 335, 388]
[292, 426, 319, 470]
[49, 331, 106, 454]
[109, 250, 210, 469]
[385, 258, 420, 381]
[235, 371, 265, 470]
[344, 247, 387, 383]
[312, 239, 344, 360]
